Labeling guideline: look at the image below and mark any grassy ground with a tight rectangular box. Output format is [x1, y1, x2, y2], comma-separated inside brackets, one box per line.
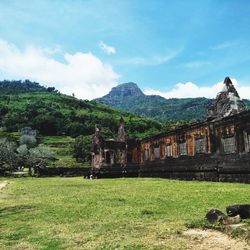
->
[0, 178, 249, 250]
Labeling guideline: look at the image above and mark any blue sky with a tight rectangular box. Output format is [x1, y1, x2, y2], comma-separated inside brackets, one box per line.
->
[1, 0, 250, 99]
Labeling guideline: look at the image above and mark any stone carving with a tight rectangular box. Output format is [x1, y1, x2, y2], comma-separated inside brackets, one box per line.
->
[208, 77, 246, 119]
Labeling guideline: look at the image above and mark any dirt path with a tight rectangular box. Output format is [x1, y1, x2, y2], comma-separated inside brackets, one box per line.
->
[184, 229, 250, 250]
[0, 181, 8, 190]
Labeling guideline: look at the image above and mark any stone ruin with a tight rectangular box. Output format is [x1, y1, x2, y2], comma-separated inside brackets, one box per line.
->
[91, 77, 250, 183]
[117, 117, 127, 142]
[208, 77, 246, 119]
[205, 204, 250, 233]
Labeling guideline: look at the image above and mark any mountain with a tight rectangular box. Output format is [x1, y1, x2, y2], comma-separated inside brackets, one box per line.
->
[94, 82, 250, 122]
[0, 80, 162, 138]
[95, 82, 144, 106]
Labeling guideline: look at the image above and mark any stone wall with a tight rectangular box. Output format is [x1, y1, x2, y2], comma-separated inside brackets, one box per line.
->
[139, 153, 250, 183]
[90, 153, 250, 183]
[37, 167, 90, 177]
[92, 110, 250, 183]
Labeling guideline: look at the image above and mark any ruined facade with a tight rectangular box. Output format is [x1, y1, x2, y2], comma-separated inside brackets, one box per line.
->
[207, 77, 246, 119]
[91, 77, 250, 182]
[91, 118, 138, 169]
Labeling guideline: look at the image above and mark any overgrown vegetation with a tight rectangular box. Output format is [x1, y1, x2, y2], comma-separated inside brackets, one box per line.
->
[0, 128, 55, 174]
[40, 135, 78, 168]
[0, 80, 165, 167]
[0, 79, 52, 94]
[0, 178, 249, 249]
[0, 80, 162, 138]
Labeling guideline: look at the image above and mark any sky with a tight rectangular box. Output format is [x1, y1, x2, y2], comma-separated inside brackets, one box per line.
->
[1, 0, 250, 99]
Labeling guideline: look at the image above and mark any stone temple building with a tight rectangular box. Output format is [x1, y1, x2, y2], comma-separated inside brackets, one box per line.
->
[91, 77, 250, 183]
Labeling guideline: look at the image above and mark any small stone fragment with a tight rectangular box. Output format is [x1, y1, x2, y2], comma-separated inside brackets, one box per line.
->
[221, 215, 241, 225]
[205, 209, 226, 224]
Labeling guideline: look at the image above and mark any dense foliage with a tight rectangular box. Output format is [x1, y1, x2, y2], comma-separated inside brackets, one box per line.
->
[0, 129, 54, 174]
[72, 135, 92, 163]
[0, 79, 58, 94]
[0, 80, 162, 139]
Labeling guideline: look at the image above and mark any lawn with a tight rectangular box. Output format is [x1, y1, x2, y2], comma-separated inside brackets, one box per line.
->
[0, 178, 249, 249]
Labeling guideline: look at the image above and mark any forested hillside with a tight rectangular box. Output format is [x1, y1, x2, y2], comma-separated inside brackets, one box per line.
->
[0, 80, 162, 139]
[0, 79, 55, 93]
[95, 82, 250, 122]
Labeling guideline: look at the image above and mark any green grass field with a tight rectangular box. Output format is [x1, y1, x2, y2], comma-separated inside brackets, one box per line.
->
[0, 178, 249, 249]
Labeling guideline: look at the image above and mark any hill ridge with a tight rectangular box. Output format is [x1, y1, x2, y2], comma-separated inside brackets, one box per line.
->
[0, 80, 162, 138]
[94, 82, 250, 122]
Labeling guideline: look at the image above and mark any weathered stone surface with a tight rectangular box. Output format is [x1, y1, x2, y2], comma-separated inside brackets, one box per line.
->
[205, 209, 226, 224]
[208, 77, 246, 119]
[117, 117, 127, 142]
[205, 209, 242, 225]
[226, 204, 250, 219]
[92, 125, 102, 154]
[221, 215, 241, 225]
[91, 77, 250, 183]
[91, 125, 104, 169]
[91, 119, 131, 169]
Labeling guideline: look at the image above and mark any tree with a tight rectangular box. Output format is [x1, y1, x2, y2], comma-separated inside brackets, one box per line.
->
[0, 138, 19, 171]
[28, 144, 54, 169]
[19, 127, 37, 147]
[16, 141, 55, 175]
[72, 135, 92, 163]
[19, 144, 54, 175]
[16, 144, 29, 170]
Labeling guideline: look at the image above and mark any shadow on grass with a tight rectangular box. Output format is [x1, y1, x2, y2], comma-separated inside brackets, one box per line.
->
[0, 204, 36, 217]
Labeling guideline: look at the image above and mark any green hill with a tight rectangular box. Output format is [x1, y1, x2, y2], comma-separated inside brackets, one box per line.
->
[0, 80, 164, 167]
[94, 82, 250, 122]
[0, 79, 51, 93]
[0, 80, 162, 139]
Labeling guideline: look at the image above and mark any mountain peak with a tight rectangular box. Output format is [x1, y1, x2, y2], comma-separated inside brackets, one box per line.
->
[111, 82, 144, 98]
[94, 82, 144, 106]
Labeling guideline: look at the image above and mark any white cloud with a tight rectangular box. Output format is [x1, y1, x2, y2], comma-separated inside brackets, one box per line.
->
[0, 39, 119, 99]
[99, 41, 116, 55]
[211, 41, 237, 50]
[144, 79, 250, 99]
[115, 49, 182, 66]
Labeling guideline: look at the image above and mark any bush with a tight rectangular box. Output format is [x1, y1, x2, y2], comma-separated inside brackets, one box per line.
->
[72, 135, 92, 163]
[0, 138, 19, 170]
